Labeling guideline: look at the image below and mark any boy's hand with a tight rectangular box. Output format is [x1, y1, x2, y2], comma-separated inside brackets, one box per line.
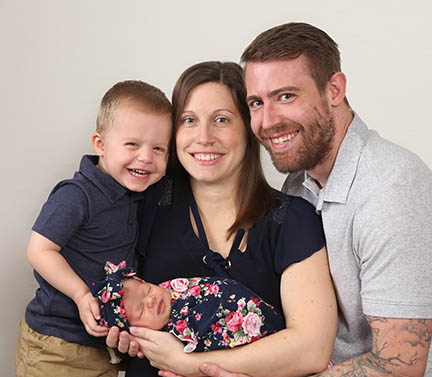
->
[76, 291, 108, 337]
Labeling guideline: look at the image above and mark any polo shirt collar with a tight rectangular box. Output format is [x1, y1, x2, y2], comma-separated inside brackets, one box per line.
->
[319, 113, 369, 204]
[79, 155, 138, 203]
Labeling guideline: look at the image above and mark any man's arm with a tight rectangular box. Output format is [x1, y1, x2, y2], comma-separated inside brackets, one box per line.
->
[314, 316, 432, 377]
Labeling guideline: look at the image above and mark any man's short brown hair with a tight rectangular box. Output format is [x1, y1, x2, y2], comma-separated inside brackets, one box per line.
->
[241, 22, 341, 93]
[96, 80, 171, 133]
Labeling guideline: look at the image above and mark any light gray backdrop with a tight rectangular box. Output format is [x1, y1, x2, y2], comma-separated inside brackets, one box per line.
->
[2, 1, 431, 376]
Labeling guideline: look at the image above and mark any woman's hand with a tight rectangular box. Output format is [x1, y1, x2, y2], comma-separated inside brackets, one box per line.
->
[158, 363, 250, 377]
[130, 327, 194, 375]
[106, 326, 142, 357]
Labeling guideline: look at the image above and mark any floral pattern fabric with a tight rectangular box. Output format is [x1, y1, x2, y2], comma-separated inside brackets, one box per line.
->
[160, 276, 284, 352]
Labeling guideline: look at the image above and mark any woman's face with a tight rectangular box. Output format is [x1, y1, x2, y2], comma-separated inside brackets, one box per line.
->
[176, 82, 247, 187]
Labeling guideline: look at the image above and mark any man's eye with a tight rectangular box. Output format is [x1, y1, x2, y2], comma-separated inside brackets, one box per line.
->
[126, 142, 137, 147]
[280, 93, 293, 101]
[248, 99, 262, 108]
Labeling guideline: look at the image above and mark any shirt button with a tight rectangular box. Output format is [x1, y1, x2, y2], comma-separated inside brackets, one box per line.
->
[129, 220, 134, 225]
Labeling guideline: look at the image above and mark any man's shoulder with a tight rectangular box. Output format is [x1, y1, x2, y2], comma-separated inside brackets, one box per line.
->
[356, 130, 431, 186]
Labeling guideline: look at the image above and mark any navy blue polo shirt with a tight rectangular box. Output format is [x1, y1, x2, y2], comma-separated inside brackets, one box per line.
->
[25, 155, 161, 347]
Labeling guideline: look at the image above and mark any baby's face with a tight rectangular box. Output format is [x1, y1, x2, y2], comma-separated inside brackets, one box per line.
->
[122, 279, 171, 329]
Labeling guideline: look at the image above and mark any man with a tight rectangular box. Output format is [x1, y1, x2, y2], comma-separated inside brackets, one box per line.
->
[201, 22, 432, 376]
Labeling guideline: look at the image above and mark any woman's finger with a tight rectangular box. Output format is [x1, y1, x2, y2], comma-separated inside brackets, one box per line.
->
[130, 326, 153, 339]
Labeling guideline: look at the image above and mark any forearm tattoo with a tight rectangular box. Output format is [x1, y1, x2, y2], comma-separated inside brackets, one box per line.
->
[313, 316, 431, 376]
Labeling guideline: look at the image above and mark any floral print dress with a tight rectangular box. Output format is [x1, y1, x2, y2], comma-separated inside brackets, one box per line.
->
[160, 276, 285, 352]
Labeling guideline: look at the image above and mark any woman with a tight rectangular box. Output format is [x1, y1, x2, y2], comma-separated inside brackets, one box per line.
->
[109, 61, 336, 377]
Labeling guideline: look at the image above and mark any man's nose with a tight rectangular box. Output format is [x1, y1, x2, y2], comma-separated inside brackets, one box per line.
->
[261, 102, 279, 129]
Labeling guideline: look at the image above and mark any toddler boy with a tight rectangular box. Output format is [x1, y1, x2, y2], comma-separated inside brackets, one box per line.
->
[15, 80, 172, 377]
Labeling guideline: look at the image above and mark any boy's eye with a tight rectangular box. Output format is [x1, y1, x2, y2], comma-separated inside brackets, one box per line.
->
[125, 142, 137, 147]
[153, 146, 166, 153]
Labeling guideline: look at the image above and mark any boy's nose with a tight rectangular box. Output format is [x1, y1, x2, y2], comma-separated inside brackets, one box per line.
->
[137, 148, 153, 163]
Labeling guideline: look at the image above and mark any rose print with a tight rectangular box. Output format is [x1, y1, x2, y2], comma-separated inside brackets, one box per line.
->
[101, 289, 111, 303]
[237, 298, 246, 309]
[208, 284, 219, 295]
[242, 312, 262, 337]
[170, 278, 189, 293]
[176, 319, 188, 334]
[188, 285, 201, 296]
[226, 311, 243, 332]
[250, 296, 260, 306]
[159, 281, 171, 290]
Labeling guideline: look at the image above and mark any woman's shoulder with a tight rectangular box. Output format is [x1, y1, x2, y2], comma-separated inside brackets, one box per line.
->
[156, 174, 189, 208]
[267, 189, 318, 225]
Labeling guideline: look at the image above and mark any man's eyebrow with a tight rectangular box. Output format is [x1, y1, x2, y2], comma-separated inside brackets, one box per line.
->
[245, 94, 260, 103]
[269, 86, 301, 97]
[246, 86, 301, 103]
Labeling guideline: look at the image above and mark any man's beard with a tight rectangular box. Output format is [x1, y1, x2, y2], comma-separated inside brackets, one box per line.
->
[260, 102, 335, 174]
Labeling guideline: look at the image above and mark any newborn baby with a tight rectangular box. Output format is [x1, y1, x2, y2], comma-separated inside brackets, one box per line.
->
[90, 261, 284, 352]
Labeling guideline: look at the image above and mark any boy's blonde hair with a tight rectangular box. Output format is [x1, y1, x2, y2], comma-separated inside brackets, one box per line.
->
[96, 80, 171, 133]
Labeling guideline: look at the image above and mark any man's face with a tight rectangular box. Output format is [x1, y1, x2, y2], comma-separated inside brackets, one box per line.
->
[245, 56, 335, 174]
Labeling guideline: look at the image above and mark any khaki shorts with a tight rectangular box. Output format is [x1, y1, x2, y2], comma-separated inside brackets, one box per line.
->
[15, 319, 120, 377]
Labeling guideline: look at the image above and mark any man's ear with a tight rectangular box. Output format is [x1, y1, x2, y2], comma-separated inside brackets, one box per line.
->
[327, 72, 347, 106]
[92, 132, 104, 157]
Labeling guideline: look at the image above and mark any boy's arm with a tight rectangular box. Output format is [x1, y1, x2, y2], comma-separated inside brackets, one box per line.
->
[26, 230, 108, 337]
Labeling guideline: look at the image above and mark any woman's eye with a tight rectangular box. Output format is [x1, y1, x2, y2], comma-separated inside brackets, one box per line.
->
[215, 117, 228, 124]
[183, 117, 196, 125]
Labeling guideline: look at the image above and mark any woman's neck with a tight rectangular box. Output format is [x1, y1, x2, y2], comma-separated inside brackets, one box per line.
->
[190, 178, 238, 213]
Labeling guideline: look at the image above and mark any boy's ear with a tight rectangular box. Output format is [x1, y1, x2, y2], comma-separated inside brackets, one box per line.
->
[92, 132, 105, 157]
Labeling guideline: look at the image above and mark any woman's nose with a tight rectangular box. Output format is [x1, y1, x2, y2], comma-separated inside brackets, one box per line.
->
[197, 123, 215, 146]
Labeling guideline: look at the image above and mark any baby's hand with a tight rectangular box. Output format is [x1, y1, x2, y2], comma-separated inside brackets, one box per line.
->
[76, 291, 108, 337]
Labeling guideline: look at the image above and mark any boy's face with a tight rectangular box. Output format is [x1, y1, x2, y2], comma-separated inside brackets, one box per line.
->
[92, 102, 171, 192]
[122, 278, 171, 329]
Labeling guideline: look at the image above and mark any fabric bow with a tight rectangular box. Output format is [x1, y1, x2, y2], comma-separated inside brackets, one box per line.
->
[90, 260, 142, 331]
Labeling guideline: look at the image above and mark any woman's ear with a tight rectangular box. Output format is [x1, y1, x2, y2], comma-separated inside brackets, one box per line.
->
[327, 72, 347, 107]
[92, 132, 104, 157]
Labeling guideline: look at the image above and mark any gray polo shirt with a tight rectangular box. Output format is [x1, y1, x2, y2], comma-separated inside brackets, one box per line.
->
[283, 114, 432, 372]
